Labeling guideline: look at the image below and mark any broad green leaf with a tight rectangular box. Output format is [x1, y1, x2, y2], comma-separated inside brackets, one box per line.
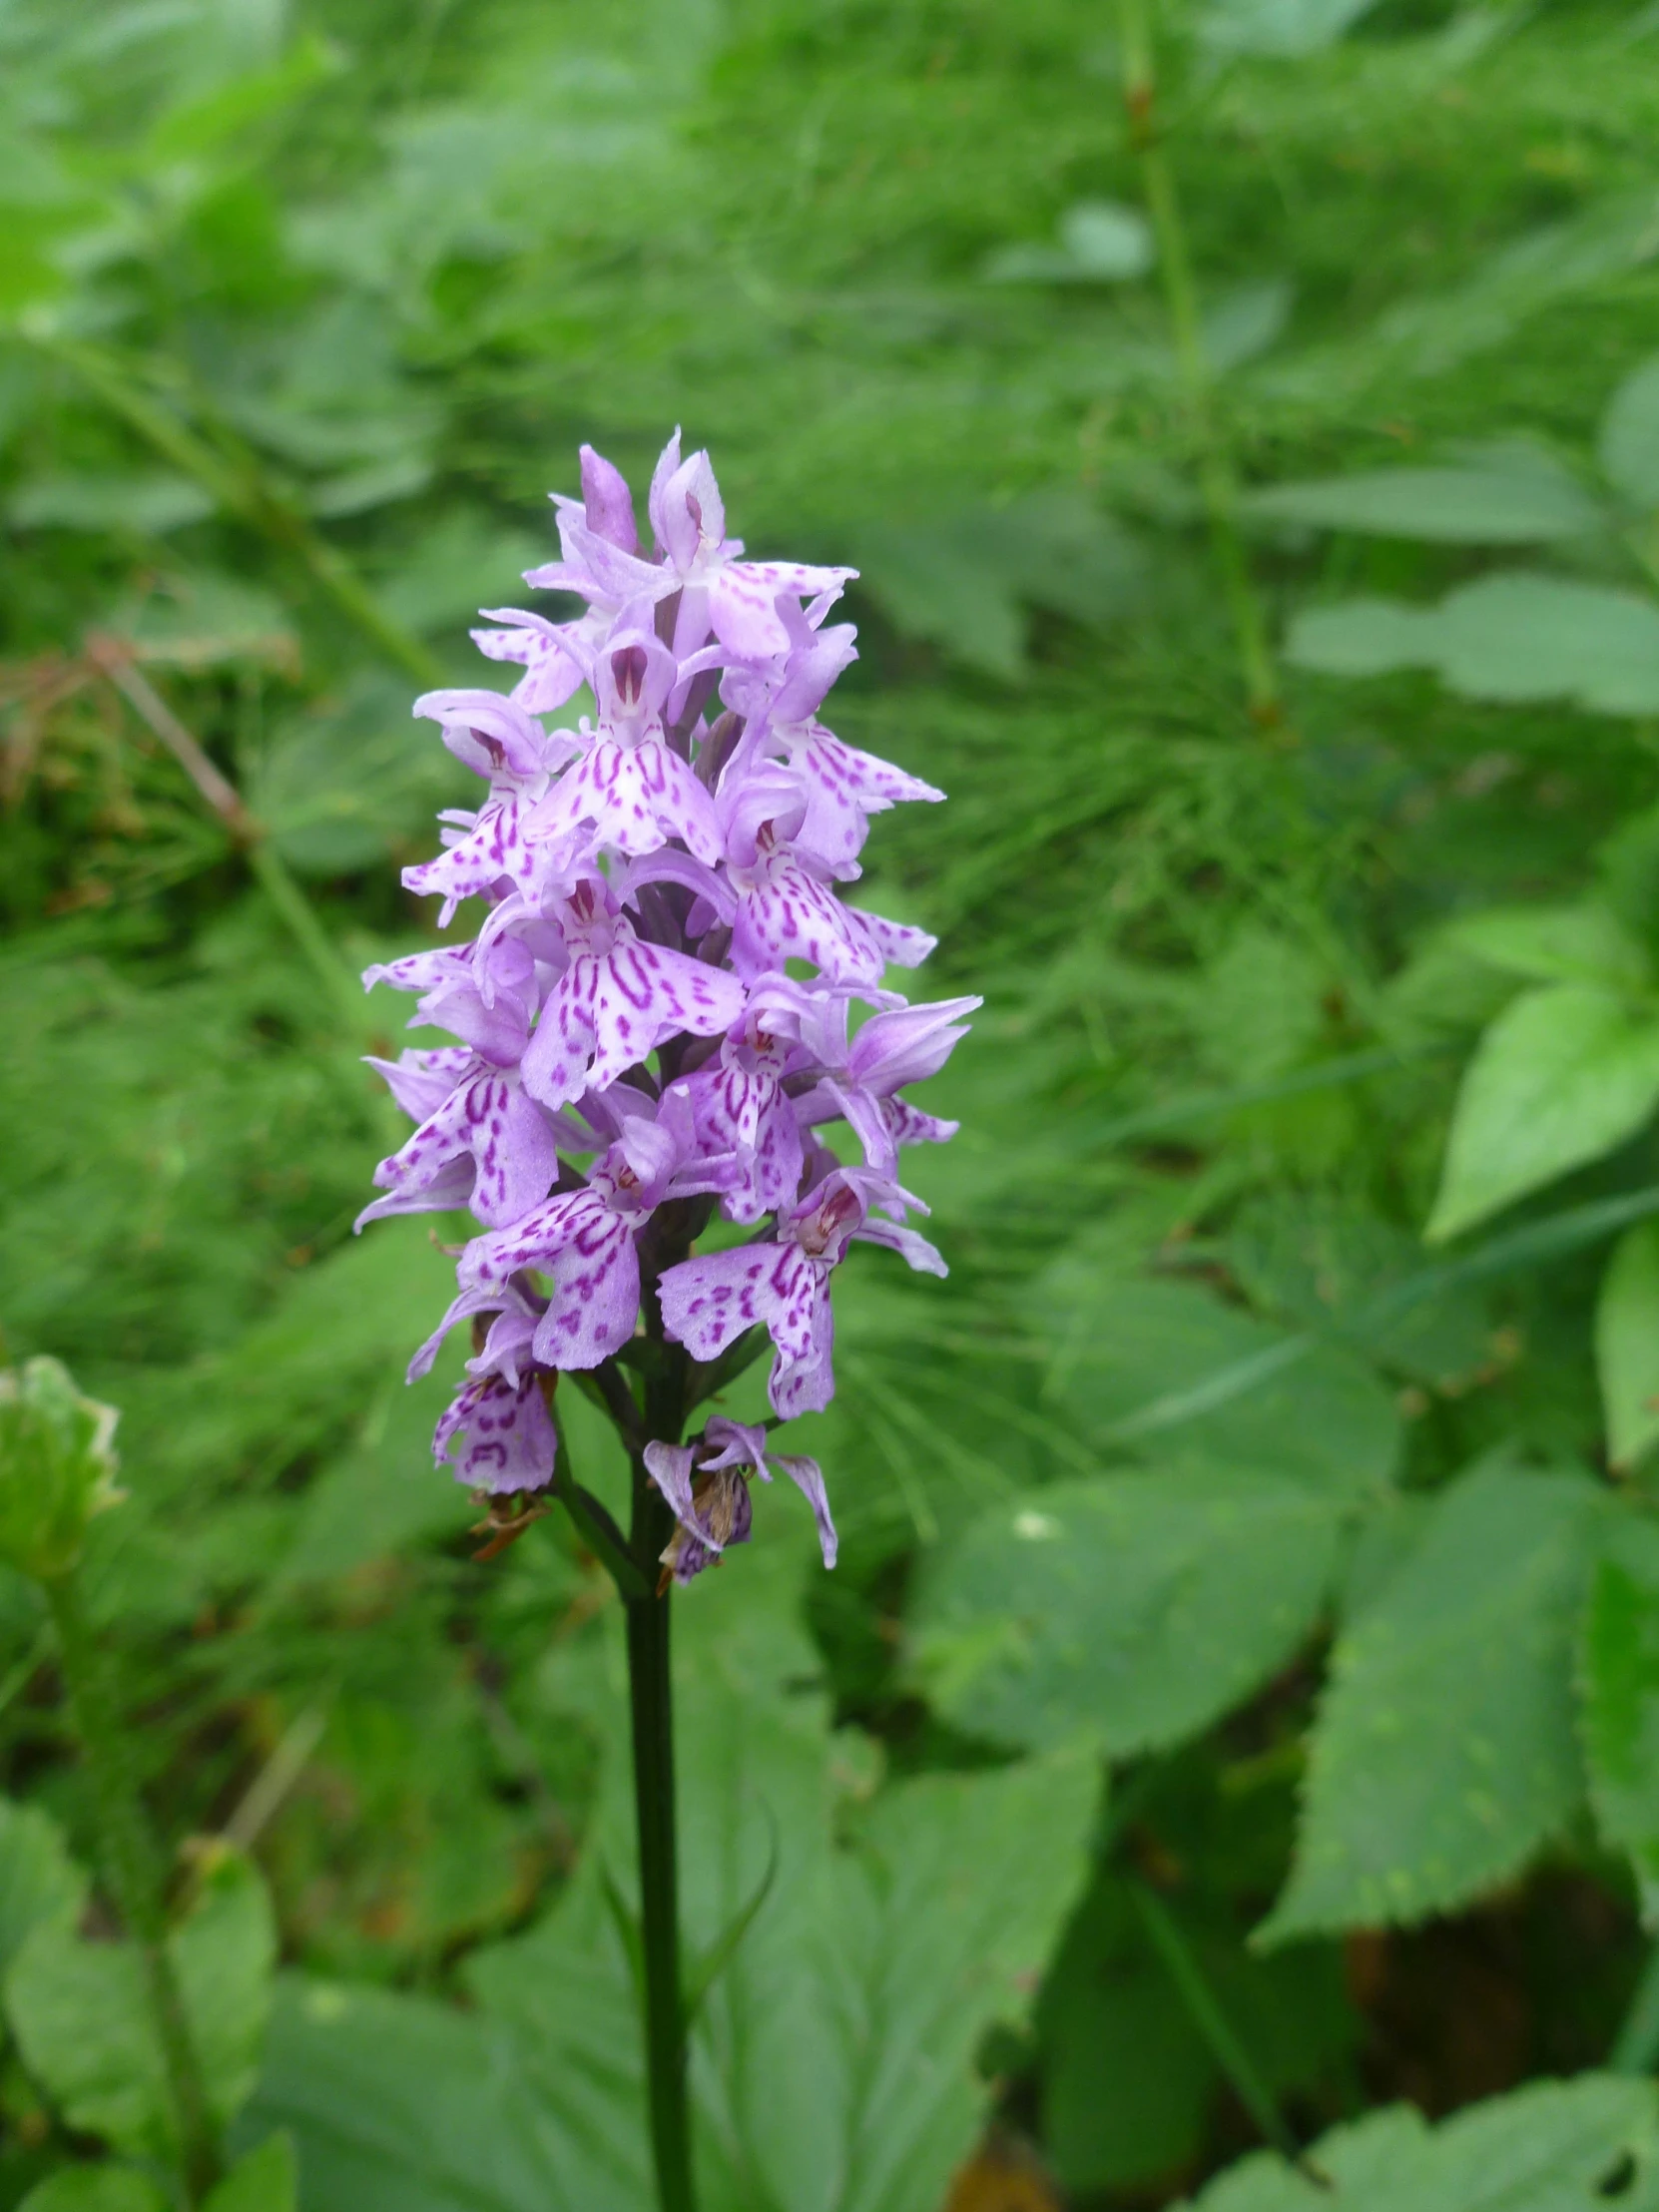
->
[1177, 2074, 1659, 2210]
[1601, 354, 1659, 512]
[203, 2133, 296, 2212]
[250, 1976, 616, 2212]
[5, 1849, 276, 2161]
[1262, 1464, 1602, 1942]
[1427, 983, 1659, 1242]
[0, 1797, 86, 1980]
[1445, 903, 1650, 992]
[1597, 1226, 1659, 1468]
[1288, 575, 1659, 716]
[1579, 1512, 1659, 1898]
[909, 1467, 1344, 1757]
[1247, 460, 1606, 542]
[1035, 1265, 1400, 1492]
[17, 2171, 169, 2212]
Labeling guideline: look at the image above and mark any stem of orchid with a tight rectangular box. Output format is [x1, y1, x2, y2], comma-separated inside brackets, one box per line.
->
[625, 1402, 697, 2212]
[45, 1574, 223, 2205]
[1116, 0, 1282, 728]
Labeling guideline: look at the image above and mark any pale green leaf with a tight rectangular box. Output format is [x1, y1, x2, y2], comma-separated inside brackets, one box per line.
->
[1579, 1511, 1659, 1894]
[1261, 1464, 1602, 1942]
[1601, 353, 1659, 511]
[1427, 983, 1659, 1242]
[7, 473, 217, 535]
[0, 1796, 86, 1980]
[909, 1467, 1345, 1757]
[1201, 0, 1379, 58]
[983, 199, 1152, 283]
[4, 1850, 276, 2161]
[1248, 461, 1607, 542]
[1597, 1226, 1659, 1469]
[17, 2170, 170, 2212]
[1445, 903, 1649, 992]
[1177, 2075, 1659, 2210]
[1289, 574, 1659, 716]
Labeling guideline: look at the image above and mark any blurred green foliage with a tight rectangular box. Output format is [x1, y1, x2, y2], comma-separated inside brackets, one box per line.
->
[11, 0, 1659, 2204]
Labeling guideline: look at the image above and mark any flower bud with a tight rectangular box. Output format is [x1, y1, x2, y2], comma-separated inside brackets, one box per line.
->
[0, 1358, 124, 1582]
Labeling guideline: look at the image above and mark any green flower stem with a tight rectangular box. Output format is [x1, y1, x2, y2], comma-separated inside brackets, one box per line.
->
[1116, 0, 1282, 727]
[45, 1574, 222, 2206]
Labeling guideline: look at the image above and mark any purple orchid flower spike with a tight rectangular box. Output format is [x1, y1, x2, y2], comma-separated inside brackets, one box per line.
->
[356, 431, 969, 1604]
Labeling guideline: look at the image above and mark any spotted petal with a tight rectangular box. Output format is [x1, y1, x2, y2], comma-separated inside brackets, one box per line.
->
[521, 933, 745, 1110]
[433, 1372, 556, 1494]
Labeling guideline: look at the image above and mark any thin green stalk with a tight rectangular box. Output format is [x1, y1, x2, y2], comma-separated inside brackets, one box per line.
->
[1128, 1881, 1306, 2170]
[1117, 0, 1281, 725]
[45, 1575, 222, 2205]
[26, 326, 442, 689]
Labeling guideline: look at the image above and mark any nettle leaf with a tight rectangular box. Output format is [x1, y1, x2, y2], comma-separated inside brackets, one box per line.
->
[5, 1850, 276, 2162]
[16, 2171, 170, 2212]
[1262, 1464, 1603, 1943]
[1426, 984, 1659, 1243]
[0, 1797, 86, 1981]
[1596, 1225, 1659, 1469]
[1177, 2075, 1659, 2211]
[1579, 1510, 1659, 1902]
[908, 1468, 1345, 1758]
[1600, 354, 1659, 512]
[1247, 456, 1607, 542]
[1287, 574, 1659, 716]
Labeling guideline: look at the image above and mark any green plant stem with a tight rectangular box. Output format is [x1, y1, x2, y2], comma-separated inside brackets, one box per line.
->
[1116, 0, 1281, 726]
[45, 1575, 222, 2205]
[26, 326, 442, 689]
[626, 1445, 697, 2212]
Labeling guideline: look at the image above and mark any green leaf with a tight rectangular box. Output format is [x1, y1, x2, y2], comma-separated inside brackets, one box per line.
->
[1597, 1226, 1659, 1469]
[1579, 1512, 1659, 1901]
[1261, 1463, 1602, 1942]
[1444, 903, 1650, 992]
[5, 1849, 276, 2161]
[250, 1976, 616, 2212]
[1176, 2074, 1659, 2210]
[7, 473, 217, 535]
[203, 2134, 297, 2212]
[1287, 574, 1659, 716]
[1200, 0, 1379, 57]
[1426, 983, 1659, 1242]
[1035, 1265, 1400, 1491]
[983, 200, 1153, 283]
[1601, 354, 1659, 512]
[17, 2171, 170, 2212]
[1247, 458, 1607, 542]
[0, 1797, 86, 1981]
[909, 1467, 1345, 1757]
